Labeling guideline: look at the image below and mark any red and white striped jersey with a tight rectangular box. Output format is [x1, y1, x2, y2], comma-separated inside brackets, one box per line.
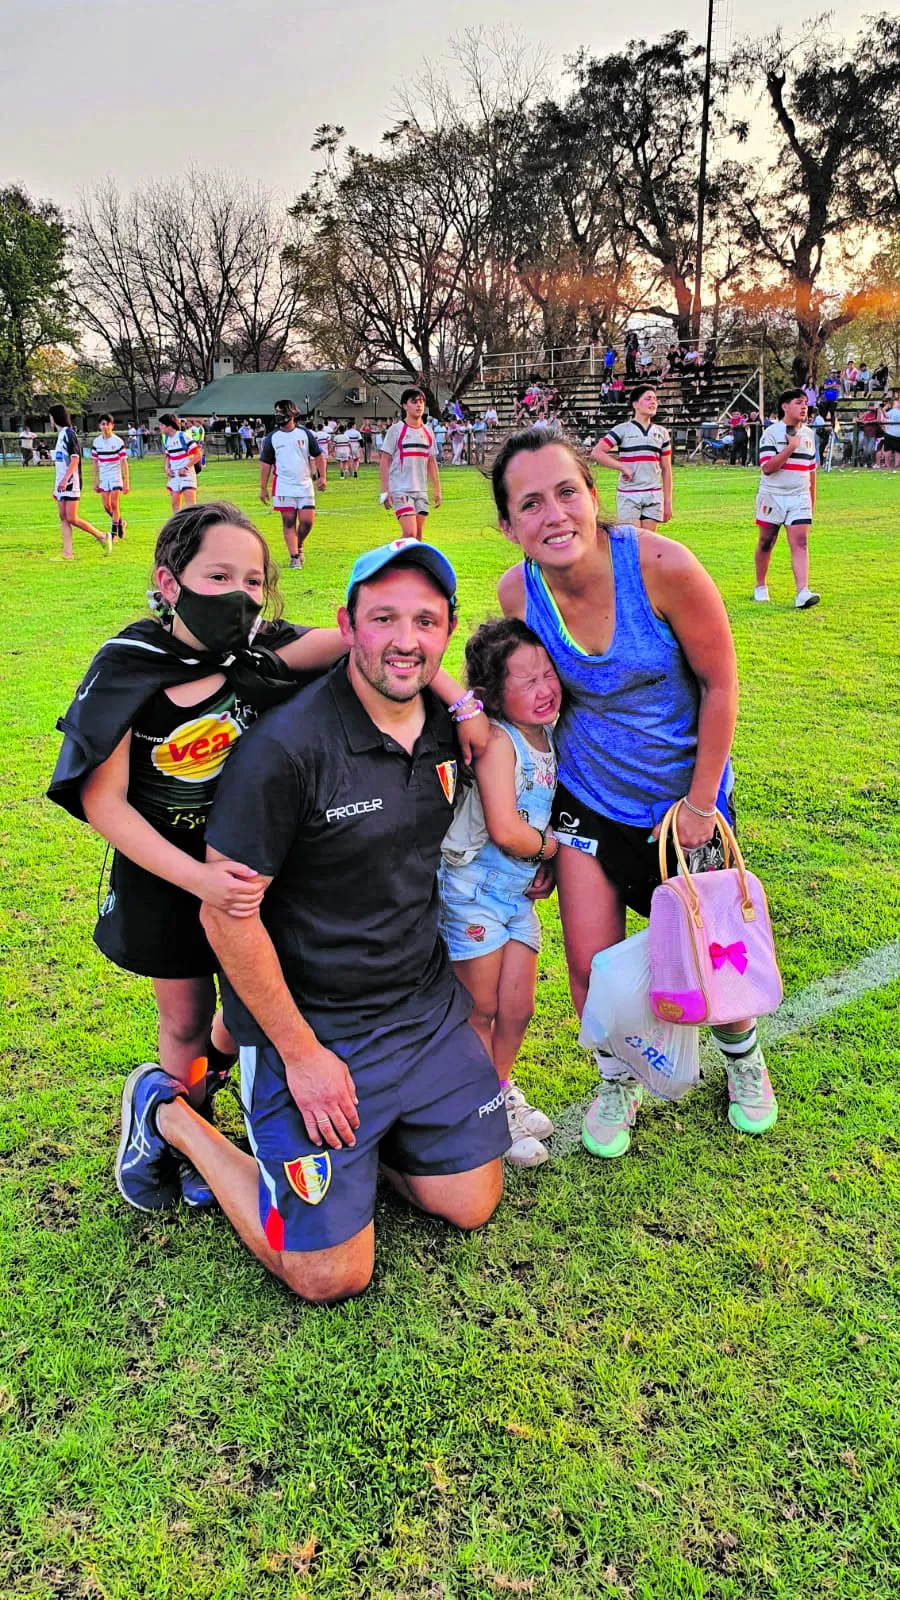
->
[758, 422, 816, 491]
[599, 419, 671, 494]
[381, 421, 436, 497]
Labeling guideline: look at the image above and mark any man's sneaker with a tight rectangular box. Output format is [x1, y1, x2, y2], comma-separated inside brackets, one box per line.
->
[177, 1157, 216, 1208]
[582, 1076, 644, 1160]
[288, 552, 304, 569]
[752, 585, 770, 603]
[727, 1051, 778, 1134]
[795, 587, 820, 609]
[504, 1082, 554, 1141]
[115, 1064, 185, 1212]
[506, 1133, 549, 1168]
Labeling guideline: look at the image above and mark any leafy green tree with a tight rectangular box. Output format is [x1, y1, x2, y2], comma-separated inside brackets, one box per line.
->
[0, 186, 74, 413]
[730, 14, 900, 383]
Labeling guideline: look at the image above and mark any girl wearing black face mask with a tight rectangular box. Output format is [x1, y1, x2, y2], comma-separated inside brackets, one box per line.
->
[47, 502, 354, 1207]
[48, 501, 490, 1211]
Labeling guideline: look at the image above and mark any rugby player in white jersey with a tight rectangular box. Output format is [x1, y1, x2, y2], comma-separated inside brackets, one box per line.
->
[753, 389, 819, 609]
[590, 383, 673, 530]
[345, 423, 363, 477]
[259, 399, 326, 569]
[91, 413, 130, 540]
[379, 386, 442, 542]
[159, 414, 201, 513]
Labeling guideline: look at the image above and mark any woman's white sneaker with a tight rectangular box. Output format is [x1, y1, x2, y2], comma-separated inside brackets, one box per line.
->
[504, 1082, 553, 1140]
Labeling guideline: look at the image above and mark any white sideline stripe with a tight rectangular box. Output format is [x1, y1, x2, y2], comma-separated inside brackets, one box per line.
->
[549, 940, 900, 1157]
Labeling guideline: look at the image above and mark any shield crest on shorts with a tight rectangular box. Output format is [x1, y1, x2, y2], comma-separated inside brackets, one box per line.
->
[284, 1152, 332, 1205]
[436, 759, 458, 805]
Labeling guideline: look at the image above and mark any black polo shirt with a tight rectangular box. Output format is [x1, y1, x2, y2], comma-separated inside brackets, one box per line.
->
[205, 659, 459, 1046]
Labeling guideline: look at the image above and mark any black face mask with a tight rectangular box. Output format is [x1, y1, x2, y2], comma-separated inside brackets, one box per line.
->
[174, 583, 262, 655]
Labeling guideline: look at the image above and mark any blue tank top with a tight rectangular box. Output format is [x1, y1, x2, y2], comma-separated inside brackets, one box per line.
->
[523, 526, 733, 827]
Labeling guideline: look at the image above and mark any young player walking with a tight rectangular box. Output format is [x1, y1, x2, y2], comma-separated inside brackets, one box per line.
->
[159, 414, 202, 513]
[48, 403, 110, 559]
[91, 413, 130, 540]
[753, 389, 820, 609]
[259, 400, 326, 570]
[379, 387, 442, 541]
[590, 383, 673, 530]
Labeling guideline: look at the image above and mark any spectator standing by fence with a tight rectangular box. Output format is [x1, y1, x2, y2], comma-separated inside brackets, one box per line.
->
[19, 424, 35, 465]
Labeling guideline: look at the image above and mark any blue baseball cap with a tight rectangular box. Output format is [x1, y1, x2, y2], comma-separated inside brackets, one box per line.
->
[345, 539, 457, 604]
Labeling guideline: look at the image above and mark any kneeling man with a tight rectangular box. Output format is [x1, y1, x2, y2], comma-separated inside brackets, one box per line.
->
[116, 541, 510, 1302]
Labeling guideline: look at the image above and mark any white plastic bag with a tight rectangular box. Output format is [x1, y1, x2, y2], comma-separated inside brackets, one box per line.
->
[578, 929, 700, 1101]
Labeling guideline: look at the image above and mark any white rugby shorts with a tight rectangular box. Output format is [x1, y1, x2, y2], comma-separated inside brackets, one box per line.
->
[617, 488, 663, 523]
[755, 487, 813, 527]
[273, 492, 315, 511]
[98, 467, 124, 492]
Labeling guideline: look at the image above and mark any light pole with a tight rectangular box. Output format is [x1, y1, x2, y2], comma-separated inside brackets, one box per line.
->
[690, 0, 715, 344]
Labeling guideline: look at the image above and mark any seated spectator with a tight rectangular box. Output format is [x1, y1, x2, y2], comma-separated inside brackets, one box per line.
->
[855, 363, 871, 397]
[872, 362, 889, 393]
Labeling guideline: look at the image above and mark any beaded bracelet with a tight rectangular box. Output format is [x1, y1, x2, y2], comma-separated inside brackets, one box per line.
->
[681, 796, 717, 819]
[454, 700, 484, 723]
[448, 689, 476, 714]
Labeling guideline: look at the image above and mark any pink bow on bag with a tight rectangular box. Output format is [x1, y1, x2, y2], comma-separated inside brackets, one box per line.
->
[709, 940, 748, 974]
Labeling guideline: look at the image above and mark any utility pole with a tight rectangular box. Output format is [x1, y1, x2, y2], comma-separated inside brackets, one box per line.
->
[690, 0, 715, 344]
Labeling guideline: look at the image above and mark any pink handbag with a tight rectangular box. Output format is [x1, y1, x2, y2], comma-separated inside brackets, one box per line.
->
[648, 802, 783, 1026]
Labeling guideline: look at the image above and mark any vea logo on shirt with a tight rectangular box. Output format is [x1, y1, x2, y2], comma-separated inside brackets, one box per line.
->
[151, 711, 241, 783]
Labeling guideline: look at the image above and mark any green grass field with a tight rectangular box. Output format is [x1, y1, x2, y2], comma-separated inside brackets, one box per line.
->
[1, 456, 899, 1600]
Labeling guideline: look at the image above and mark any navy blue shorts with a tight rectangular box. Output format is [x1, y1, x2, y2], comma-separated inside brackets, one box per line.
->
[237, 980, 510, 1253]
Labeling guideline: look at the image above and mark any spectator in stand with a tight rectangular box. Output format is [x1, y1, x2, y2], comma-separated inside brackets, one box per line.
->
[599, 380, 611, 402]
[484, 402, 499, 438]
[665, 342, 683, 376]
[857, 402, 884, 467]
[856, 362, 871, 397]
[880, 394, 900, 470]
[19, 423, 36, 465]
[638, 336, 655, 377]
[871, 362, 889, 394]
[624, 331, 639, 380]
[841, 360, 858, 398]
[819, 373, 840, 423]
[729, 410, 750, 466]
[609, 375, 625, 397]
[803, 381, 818, 410]
[811, 408, 830, 465]
[603, 342, 616, 381]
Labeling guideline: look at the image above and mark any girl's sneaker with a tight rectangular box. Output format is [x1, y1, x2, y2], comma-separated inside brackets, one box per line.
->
[506, 1132, 549, 1167]
[581, 1077, 643, 1160]
[503, 1082, 553, 1140]
[726, 1051, 778, 1134]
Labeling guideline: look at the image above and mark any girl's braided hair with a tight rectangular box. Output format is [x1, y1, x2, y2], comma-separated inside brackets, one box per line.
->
[148, 501, 284, 623]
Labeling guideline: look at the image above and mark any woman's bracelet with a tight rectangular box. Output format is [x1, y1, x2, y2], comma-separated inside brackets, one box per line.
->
[681, 796, 717, 819]
[454, 699, 484, 724]
[448, 689, 476, 714]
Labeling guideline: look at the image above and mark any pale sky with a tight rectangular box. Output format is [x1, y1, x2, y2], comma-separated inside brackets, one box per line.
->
[1, 0, 867, 216]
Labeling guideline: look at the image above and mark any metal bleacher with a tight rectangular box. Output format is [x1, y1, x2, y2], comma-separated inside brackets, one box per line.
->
[461, 339, 763, 461]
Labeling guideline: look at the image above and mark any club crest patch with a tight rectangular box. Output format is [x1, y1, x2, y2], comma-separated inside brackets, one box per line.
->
[284, 1152, 332, 1205]
[436, 759, 458, 805]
